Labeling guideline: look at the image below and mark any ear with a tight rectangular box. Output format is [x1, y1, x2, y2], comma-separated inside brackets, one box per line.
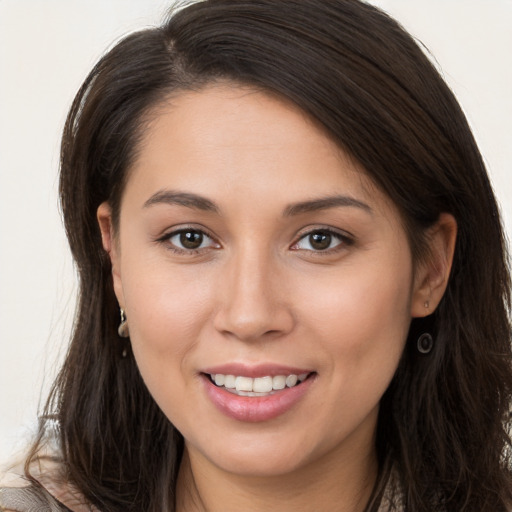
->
[411, 213, 457, 318]
[97, 202, 125, 307]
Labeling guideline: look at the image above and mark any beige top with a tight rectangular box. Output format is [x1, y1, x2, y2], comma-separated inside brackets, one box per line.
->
[0, 452, 99, 512]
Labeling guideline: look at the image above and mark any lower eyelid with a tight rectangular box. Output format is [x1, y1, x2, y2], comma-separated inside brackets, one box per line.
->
[292, 229, 353, 251]
[157, 226, 352, 254]
[155, 226, 220, 251]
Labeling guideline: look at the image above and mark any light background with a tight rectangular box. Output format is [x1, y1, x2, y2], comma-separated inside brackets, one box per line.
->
[1, 0, 511, 464]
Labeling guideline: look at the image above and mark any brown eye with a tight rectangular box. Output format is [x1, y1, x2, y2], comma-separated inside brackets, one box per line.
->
[166, 229, 217, 252]
[293, 229, 348, 252]
[309, 232, 332, 251]
[179, 230, 204, 249]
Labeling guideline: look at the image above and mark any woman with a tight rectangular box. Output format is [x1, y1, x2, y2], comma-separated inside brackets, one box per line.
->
[1, 0, 511, 511]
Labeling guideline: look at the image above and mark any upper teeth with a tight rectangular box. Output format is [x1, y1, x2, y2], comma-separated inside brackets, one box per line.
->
[211, 373, 309, 393]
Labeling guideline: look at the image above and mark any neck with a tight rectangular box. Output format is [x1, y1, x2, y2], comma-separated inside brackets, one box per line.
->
[176, 436, 378, 512]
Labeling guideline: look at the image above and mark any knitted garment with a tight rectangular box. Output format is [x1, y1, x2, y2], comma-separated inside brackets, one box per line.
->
[0, 485, 70, 512]
[0, 452, 97, 512]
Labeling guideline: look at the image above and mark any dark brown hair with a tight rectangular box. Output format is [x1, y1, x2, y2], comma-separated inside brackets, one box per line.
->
[28, 1, 512, 510]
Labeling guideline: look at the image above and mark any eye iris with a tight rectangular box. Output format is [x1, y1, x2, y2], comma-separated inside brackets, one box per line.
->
[180, 231, 203, 249]
[310, 232, 331, 250]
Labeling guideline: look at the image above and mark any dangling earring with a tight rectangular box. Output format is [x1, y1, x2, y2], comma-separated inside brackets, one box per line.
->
[118, 308, 130, 338]
[417, 332, 434, 354]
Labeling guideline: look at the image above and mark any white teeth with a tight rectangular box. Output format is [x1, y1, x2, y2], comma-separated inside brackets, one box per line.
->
[228, 389, 272, 397]
[210, 372, 310, 394]
[253, 376, 273, 393]
[285, 374, 298, 388]
[272, 375, 286, 390]
[235, 376, 253, 392]
[224, 375, 236, 389]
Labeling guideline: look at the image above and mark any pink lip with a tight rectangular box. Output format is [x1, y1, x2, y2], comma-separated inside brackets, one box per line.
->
[202, 363, 312, 378]
[201, 370, 316, 423]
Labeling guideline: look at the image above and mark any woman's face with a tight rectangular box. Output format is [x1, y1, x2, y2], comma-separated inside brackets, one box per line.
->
[100, 84, 433, 478]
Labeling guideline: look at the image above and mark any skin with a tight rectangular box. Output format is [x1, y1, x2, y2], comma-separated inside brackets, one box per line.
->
[98, 84, 456, 511]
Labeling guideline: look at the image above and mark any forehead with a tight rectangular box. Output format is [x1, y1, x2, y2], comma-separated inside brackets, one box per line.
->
[125, 84, 390, 215]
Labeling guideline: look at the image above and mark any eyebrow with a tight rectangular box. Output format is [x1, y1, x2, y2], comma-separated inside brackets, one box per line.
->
[283, 195, 373, 216]
[143, 190, 372, 217]
[143, 190, 220, 213]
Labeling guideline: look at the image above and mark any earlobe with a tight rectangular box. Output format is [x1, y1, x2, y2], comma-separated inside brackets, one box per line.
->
[411, 213, 457, 318]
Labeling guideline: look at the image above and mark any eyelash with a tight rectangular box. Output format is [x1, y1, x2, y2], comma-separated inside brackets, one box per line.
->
[291, 227, 354, 255]
[156, 226, 354, 256]
[156, 226, 220, 255]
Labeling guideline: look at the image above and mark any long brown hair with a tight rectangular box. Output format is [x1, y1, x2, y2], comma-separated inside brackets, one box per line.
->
[28, 1, 512, 510]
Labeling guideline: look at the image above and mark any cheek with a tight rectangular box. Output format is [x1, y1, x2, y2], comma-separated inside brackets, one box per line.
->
[119, 257, 214, 377]
[299, 255, 413, 394]
[303, 260, 412, 341]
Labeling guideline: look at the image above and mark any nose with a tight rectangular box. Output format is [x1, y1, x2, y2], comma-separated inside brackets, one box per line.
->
[213, 248, 295, 342]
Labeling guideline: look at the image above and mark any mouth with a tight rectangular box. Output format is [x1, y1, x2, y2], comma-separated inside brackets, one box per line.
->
[202, 368, 316, 422]
[206, 372, 314, 397]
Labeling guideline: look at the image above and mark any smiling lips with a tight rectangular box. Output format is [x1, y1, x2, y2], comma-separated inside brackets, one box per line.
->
[202, 368, 315, 422]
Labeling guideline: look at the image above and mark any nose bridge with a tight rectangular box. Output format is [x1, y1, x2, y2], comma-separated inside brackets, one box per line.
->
[214, 242, 293, 341]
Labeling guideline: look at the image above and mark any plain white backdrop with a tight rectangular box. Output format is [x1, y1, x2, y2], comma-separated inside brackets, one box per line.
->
[1, 0, 511, 464]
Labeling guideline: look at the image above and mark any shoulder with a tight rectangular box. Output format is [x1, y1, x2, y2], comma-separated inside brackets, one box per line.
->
[0, 461, 70, 511]
[0, 482, 70, 512]
[0, 418, 100, 512]
[0, 454, 97, 512]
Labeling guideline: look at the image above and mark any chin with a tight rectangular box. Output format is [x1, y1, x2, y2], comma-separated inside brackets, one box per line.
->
[187, 428, 330, 478]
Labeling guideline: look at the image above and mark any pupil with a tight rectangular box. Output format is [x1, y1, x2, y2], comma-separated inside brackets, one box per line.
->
[180, 231, 203, 249]
[310, 232, 331, 250]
